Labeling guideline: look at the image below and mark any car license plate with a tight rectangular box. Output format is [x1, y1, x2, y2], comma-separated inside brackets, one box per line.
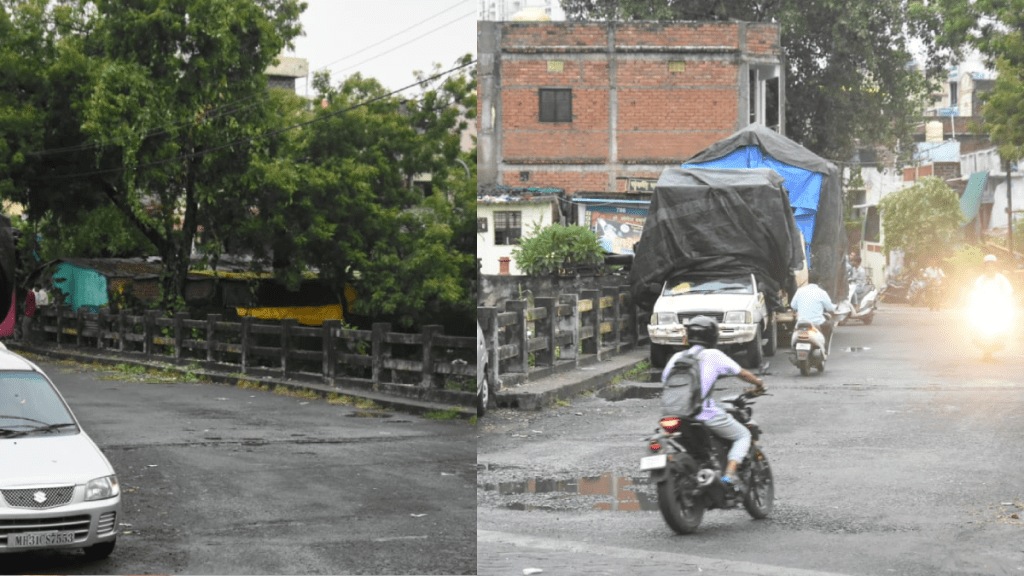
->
[9, 531, 75, 548]
[795, 342, 812, 350]
[640, 454, 668, 471]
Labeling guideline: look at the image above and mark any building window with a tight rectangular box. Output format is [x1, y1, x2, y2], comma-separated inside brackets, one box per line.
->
[949, 81, 958, 107]
[539, 88, 572, 123]
[494, 211, 522, 245]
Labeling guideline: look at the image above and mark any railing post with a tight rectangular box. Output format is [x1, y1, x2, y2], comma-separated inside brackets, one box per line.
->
[173, 312, 186, 360]
[558, 294, 579, 367]
[421, 325, 442, 388]
[55, 303, 66, 346]
[118, 311, 128, 352]
[603, 286, 620, 353]
[240, 317, 252, 374]
[206, 314, 221, 363]
[371, 322, 391, 390]
[619, 286, 639, 349]
[281, 319, 296, 377]
[143, 311, 157, 356]
[322, 320, 340, 384]
[75, 309, 85, 347]
[97, 310, 108, 350]
[535, 297, 556, 366]
[506, 299, 529, 374]
[580, 289, 600, 358]
[477, 307, 501, 385]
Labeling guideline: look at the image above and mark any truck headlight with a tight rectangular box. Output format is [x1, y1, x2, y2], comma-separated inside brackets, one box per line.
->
[653, 312, 676, 325]
[723, 310, 751, 324]
[85, 475, 120, 501]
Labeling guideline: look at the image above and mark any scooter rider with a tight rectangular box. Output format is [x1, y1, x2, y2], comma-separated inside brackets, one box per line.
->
[661, 316, 765, 494]
[847, 252, 869, 306]
[791, 270, 837, 352]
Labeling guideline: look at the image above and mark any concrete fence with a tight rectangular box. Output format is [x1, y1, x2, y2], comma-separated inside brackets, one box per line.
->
[21, 305, 476, 406]
[477, 285, 650, 387]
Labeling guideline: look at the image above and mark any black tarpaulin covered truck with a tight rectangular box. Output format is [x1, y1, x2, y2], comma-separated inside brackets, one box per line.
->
[629, 167, 805, 369]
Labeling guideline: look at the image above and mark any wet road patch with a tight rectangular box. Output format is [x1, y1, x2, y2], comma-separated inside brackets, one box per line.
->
[480, 473, 659, 512]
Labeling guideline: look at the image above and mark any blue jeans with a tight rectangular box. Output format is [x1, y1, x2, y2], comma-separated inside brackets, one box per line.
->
[702, 411, 751, 464]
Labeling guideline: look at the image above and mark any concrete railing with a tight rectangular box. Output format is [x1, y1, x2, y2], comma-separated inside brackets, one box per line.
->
[477, 285, 649, 386]
[21, 305, 476, 405]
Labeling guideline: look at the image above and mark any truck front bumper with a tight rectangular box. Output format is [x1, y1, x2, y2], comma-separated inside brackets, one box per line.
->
[648, 323, 757, 347]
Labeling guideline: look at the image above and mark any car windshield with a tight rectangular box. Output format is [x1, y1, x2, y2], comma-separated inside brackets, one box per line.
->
[0, 371, 78, 438]
[663, 276, 754, 296]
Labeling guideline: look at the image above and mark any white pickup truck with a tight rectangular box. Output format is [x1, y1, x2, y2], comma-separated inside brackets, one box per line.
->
[647, 273, 777, 370]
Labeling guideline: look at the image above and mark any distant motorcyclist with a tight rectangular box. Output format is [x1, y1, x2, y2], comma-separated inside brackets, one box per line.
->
[661, 316, 765, 494]
[790, 270, 837, 351]
[975, 254, 1013, 298]
[846, 252, 869, 306]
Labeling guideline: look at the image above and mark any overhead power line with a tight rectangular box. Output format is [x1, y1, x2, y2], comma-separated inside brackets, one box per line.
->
[31, 59, 477, 182]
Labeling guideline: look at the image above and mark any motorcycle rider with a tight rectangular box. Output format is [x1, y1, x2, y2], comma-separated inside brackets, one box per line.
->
[975, 254, 1013, 297]
[846, 252, 869, 306]
[661, 316, 765, 494]
[791, 270, 837, 352]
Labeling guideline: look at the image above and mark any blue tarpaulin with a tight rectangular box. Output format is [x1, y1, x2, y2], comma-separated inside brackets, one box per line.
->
[683, 145, 823, 258]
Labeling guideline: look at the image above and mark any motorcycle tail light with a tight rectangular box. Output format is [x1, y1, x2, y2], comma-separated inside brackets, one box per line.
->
[649, 441, 662, 452]
[659, 416, 681, 433]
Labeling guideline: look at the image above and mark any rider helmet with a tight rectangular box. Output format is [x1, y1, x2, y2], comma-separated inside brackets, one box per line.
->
[685, 315, 719, 348]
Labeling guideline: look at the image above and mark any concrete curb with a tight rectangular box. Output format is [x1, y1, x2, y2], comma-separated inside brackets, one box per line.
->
[496, 348, 651, 410]
[8, 343, 477, 419]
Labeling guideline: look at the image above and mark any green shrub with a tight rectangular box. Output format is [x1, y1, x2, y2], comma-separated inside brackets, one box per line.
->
[512, 224, 605, 276]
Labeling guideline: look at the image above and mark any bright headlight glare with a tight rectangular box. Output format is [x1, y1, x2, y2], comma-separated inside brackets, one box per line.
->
[723, 310, 750, 324]
[85, 475, 120, 501]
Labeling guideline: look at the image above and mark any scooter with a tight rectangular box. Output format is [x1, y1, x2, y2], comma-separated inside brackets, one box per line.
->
[789, 314, 830, 376]
[835, 280, 878, 325]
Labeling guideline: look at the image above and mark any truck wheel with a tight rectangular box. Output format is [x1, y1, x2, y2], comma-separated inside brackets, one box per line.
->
[746, 325, 764, 368]
[763, 315, 777, 357]
[650, 344, 672, 372]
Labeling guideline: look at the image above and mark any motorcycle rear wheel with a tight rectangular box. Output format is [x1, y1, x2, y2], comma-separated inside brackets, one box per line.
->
[798, 358, 810, 377]
[743, 447, 774, 519]
[656, 454, 705, 535]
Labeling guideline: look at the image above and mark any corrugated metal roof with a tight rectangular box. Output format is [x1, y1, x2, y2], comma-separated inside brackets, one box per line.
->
[960, 171, 989, 224]
[914, 140, 961, 164]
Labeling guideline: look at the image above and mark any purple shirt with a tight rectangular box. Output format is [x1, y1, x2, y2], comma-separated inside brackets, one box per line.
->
[661, 345, 742, 421]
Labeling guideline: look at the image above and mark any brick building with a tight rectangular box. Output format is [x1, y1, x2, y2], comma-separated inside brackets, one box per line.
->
[477, 20, 783, 200]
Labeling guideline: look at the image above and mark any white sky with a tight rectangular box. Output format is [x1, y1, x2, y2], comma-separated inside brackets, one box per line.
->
[286, 0, 477, 97]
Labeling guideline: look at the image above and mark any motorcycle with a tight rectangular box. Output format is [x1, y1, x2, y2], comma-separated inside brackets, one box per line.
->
[835, 280, 878, 325]
[966, 283, 1015, 360]
[788, 313, 830, 376]
[640, 384, 774, 534]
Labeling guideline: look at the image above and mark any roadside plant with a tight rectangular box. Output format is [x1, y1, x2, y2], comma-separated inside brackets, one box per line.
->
[878, 177, 963, 270]
[512, 224, 605, 276]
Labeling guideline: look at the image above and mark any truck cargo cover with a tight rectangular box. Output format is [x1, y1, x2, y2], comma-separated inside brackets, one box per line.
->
[681, 123, 846, 300]
[628, 167, 804, 312]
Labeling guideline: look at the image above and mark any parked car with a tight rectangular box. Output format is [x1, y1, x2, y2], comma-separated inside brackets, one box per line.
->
[0, 344, 121, 559]
[477, 322, 495, 417]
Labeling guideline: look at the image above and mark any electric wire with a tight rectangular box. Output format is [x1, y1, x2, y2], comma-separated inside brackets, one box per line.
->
[29, 59, 476, 182]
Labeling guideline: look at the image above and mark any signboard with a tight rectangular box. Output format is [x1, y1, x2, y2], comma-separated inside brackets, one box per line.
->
[587, 208, 646, 255]
[625, 178, 657, 193]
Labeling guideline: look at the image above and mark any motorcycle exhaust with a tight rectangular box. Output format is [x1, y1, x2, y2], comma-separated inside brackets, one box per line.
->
[696, 469, 719, 488]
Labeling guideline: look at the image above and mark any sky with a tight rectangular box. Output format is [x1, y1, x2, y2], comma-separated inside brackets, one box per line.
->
[285, 0, 477, 97]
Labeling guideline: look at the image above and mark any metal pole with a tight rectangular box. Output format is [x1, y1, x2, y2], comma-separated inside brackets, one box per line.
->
[1008, 160, 1014, 257]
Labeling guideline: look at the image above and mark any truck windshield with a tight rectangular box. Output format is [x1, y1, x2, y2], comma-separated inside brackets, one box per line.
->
[663, 277, 753, 296]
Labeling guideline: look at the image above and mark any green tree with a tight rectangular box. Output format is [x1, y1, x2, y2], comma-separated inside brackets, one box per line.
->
[877, 177, 963, 270]
[2, 0, 304, 310]
[512, 224, 605, 276]
[559, 0, 940, 161]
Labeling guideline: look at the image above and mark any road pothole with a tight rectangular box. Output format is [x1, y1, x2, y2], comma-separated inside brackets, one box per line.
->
[479, 473, 659, 512]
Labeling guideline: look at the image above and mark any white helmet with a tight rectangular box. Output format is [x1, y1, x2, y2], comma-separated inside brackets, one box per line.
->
[984, 254, 997, 263]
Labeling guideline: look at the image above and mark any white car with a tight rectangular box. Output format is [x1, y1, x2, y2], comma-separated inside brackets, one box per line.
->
[0, 345, 121, 559]
[647, 273, 776, 369]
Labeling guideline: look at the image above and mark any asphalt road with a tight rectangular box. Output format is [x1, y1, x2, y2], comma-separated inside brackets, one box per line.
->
[477, 303, 1024, 576]
[2, 357, 477, 575]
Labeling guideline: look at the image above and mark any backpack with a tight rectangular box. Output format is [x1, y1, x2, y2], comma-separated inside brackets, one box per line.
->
[660, 349, 709, 417]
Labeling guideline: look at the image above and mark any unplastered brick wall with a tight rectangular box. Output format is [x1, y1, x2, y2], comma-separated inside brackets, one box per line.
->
[489, 20, 781, 196]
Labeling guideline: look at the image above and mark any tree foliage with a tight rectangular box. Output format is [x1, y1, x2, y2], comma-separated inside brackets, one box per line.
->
[1, 1, 478, 332]
[512, 224, 605, 276]
[877, 177, 963, 270]
[559, 0, 945, 162]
